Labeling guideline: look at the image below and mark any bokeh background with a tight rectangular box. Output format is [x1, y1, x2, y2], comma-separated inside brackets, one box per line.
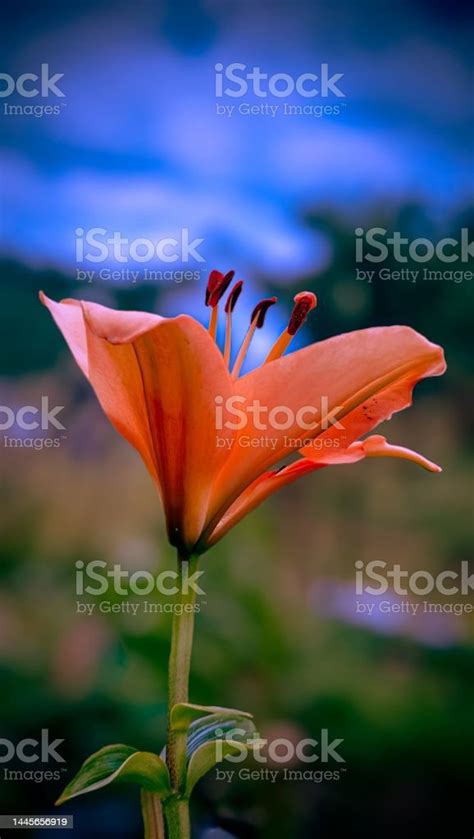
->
[0, 0, 473, 836]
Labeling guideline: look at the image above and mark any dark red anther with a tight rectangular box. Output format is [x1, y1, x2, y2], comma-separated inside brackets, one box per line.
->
[206, 269, 235, 307]
[287, 291, 317, 336]
[224, 280, 243, 314]
[250, 296, 277, 329]
[205, 270, 222, 306]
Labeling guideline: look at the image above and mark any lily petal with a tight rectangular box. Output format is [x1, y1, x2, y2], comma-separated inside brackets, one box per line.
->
[205, 325, 445, 537]
[207, 434, 440, 547]
[40, 293, 90, 376]
[41, 294, 234, 552]
[342, 434, 442, 472]
[206, 458, 321, 548]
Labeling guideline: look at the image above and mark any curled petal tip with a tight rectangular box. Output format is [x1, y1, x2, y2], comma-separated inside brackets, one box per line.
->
[362, 434, 442, 473]
[39, 290, 51, 307]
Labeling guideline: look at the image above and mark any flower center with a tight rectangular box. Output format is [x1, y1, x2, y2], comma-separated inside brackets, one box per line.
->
[205, 270, 317, 376]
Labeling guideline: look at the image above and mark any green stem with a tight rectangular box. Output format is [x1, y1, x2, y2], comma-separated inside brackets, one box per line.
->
[141, 789, 166, 839]
[163, 552, 198, 838]
[164, 798, 191, 838]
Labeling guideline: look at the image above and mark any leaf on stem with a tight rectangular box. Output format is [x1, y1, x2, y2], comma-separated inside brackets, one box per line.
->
[56, 744, 172, 805]
[184, 713, 260, 797]
[170, 702, 253, 733]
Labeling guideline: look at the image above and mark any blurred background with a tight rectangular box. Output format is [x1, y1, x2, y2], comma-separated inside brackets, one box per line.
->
[0, 0, 473, 836]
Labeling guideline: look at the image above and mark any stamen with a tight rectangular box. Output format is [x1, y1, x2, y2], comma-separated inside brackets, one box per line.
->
[208, 305, 219, 341]
[265, 291, 317, 363]
[206, 269, 235, 340]
[206, 269, 235, 308]
[251, 297, 277, 328]
[232, 296, 277, 379]
[288, 291, 318, 335]
[223, 280, 243, 366]
[205, 270, 222, 307]
[225, 280, 243, 315]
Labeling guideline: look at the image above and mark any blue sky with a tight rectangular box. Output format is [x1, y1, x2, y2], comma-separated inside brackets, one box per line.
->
[1, 0, 472, 293]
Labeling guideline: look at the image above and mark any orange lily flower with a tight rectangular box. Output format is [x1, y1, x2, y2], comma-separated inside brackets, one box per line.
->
[40, 270, 446, 556]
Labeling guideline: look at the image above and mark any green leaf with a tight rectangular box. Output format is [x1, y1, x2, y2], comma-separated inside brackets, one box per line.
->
[184, 714, 260, 796]
[170, 702, 253, 733]
[186, 714, 256, 758]
[56, 744, 171, 805]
